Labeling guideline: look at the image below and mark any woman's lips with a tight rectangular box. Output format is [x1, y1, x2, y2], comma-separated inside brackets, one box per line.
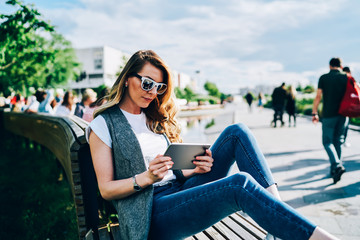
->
[143, 97, 153, 102]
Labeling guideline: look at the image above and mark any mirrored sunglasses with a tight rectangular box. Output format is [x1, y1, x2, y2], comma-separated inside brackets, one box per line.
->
[132, 73, 167, 95]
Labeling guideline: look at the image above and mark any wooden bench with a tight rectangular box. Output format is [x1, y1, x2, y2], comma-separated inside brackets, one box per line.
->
[1, 110, 267, 240]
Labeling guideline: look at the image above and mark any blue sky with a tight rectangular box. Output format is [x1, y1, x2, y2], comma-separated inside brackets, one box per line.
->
[2, 0, 360, 93]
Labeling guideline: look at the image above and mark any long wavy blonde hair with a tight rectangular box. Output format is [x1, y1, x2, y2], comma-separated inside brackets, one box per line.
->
[94, 50, 182, 143]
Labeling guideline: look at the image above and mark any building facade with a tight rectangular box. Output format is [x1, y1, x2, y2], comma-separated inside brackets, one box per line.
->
[68, 46, 129, 91]
[68, 46, 196, 93]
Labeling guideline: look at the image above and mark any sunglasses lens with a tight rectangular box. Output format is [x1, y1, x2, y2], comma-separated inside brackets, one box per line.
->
[142, 78, 154, 91]
[138, 75, 167, 94]
[156, 84, 167, 94]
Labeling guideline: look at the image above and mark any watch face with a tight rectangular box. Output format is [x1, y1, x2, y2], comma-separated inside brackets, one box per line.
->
[134, 184, 141, 191]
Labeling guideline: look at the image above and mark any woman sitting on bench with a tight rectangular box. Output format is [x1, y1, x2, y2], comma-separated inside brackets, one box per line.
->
[87, 50, 338, 240]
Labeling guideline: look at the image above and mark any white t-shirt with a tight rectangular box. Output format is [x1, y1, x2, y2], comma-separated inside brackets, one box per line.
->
[55, 105, 71, 116]
[25, 97, 39, 112]
[86, 110, 176, 185]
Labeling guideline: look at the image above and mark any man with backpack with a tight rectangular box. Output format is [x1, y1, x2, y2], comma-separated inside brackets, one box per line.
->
[312, 58, 348, 184]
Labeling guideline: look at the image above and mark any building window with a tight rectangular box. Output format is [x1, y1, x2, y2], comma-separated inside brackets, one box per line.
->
[88, 73, 104, 79]
[94, 59, 102, 69]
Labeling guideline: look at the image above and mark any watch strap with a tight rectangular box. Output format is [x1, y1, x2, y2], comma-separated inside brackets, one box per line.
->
[132, 175, 142, 191]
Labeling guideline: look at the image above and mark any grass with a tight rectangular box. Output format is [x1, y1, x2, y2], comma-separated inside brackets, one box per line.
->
[0, 129, 78, 240]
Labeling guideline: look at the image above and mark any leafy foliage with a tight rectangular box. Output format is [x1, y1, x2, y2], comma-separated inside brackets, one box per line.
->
[0, 129, 78, 240]
[204, 81, 221, 98]
[0, 0, 80, 96]
[174, 86, 196, 103]
[303, 85, 315, 93]
[350, 117, 360, 126]
[175, 81, 231, 105]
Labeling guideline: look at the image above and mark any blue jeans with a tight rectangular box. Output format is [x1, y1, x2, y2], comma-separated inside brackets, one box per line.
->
[149, 124, 316, 240]
[322, 116, 348, 172]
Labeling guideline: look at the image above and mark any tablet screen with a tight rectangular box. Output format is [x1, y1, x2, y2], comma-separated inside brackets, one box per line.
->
[164, 143, 211, 169]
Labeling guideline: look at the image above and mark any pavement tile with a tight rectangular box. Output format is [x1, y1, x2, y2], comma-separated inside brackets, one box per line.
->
[307, 216, 343, 235]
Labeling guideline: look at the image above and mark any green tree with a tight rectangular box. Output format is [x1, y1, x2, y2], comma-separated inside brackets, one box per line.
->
[204, 81, 221, 98]
[303, 85, 315, 94]
[0, 0, 80, 96]
[184, 86, 196, 103]
[174, 86, 185, 99]
[174, 86, 196, 103]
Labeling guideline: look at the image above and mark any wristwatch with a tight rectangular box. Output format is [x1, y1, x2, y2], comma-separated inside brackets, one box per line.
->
[132, 175, 142, 191]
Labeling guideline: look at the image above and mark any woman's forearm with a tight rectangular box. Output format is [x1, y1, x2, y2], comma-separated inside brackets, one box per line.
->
[99, 171, 154, 200]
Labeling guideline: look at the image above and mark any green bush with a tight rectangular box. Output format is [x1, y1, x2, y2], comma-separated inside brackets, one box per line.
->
[350, 118, 360, 126]
[0, 130, 78, 240]
[205, 119, 215, 129]
[209, 99, 217, 104]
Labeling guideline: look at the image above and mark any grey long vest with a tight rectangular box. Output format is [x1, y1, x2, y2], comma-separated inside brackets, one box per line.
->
[101, 106, 161, 240]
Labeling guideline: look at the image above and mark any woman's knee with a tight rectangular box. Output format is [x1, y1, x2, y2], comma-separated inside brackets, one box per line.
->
[228, 172, 254, 187]
[223, 123, 251, 137]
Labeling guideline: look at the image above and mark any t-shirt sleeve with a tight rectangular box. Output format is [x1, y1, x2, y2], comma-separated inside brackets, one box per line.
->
[318, 75, 324, 89]
[86, 115, 112, 148]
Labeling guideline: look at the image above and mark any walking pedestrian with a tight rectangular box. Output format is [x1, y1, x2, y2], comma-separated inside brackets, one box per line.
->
[258, 92, 264, 109]
[271, 83, 287, 127]
[286, 85, 297, 127]
[312, 57, 348, 184]
[341, 66, 353, 147]
[245, 91, 254, 113]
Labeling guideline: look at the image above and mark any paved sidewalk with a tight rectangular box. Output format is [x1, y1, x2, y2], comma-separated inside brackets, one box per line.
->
[181, 102, 360, 240]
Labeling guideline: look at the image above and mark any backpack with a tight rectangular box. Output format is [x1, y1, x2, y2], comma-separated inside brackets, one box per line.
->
[338, 76, 360, 117]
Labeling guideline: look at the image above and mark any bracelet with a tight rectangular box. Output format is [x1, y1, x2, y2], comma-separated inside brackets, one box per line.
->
[312, 113, 318, 116]
[132, 175, 142, 191]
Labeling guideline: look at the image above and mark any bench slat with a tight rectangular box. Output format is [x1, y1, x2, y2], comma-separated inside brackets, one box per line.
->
[202, 225, 227, 240]
[185, 236, 197, 240]
[85, 230, 94, 240]
[221, 217, 257, 240]
[230, 213, 267, 239]
[192, 231, 212, 240]
[213, 219, 244, 240]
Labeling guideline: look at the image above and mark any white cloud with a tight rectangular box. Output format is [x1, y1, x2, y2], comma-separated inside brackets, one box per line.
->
[37, 0, 356, 93]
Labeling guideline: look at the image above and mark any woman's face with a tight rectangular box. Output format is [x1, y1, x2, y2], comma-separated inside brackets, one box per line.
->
[68, 92, 74, 105]
[121, 62, 164, 114]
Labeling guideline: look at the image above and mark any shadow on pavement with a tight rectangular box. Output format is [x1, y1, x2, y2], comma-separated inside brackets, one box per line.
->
[264, 148, 323, 158]
[273, 157, 360, 197]
[273, 158, 360, 181]
[285, 182, 360, 208]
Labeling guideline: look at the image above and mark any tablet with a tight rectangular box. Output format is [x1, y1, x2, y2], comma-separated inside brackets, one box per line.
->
[164, 143, 211, 169]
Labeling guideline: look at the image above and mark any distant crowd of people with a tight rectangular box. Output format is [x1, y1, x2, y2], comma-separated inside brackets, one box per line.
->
[2, 87, 109, 122]
[244, 83, 297, 127]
